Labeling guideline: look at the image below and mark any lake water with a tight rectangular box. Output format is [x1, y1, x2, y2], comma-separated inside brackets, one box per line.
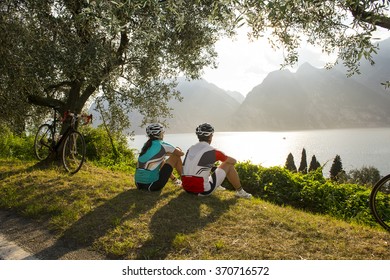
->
[128, 128, 390, 177]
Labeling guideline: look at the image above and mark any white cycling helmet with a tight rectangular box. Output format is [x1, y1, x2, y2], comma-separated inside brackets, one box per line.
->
[146, 123, 164, 138]
[196, 123, 214, 137]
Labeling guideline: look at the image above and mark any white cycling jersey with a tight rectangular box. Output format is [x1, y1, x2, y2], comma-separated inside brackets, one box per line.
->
[182, 141, 227, 193]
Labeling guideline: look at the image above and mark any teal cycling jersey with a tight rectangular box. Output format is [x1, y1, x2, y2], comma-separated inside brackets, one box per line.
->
[135, 140, 175, 184]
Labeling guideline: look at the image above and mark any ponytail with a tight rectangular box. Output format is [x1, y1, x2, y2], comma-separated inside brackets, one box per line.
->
[140, 137, 158, 156]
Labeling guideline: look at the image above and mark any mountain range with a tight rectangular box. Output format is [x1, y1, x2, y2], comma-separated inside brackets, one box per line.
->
[90, 38, 390, 134]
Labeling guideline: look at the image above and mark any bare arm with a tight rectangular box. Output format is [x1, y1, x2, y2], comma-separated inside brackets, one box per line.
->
[224, 156, 237, 165]
[173, 147, 184, 157]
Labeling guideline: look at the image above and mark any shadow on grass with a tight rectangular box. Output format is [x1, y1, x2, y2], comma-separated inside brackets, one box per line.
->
[32, 187, 238, 260]
[135, 192, 237, 259]
[33, 188, 167, 260]
[0, 158, 66, 181]
[0, 161, 39, 180]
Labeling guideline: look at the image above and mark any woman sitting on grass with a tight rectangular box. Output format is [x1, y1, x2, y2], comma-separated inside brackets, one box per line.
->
[135, 123, 183, 191]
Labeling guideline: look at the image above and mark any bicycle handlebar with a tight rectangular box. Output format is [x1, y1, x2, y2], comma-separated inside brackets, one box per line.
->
[62, 111, 93, 125]
[81, 114, 93, 125]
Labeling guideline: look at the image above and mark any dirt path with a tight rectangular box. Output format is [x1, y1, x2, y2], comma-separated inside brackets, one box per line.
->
[0, 210, 105, 260]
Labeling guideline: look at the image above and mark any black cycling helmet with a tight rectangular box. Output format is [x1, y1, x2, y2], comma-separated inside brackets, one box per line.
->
[196, 123, 214, 137]
[146, 123, 164, 138]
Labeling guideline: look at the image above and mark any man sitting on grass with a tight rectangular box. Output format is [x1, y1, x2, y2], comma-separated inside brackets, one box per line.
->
[181, 123, 252, 198]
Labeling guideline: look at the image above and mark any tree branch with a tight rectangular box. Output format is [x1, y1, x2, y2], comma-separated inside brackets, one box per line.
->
[348, 3, 390, 30]
[44, 81, 73, 94]
[27, 94, 65, 109]
[116, 31, 129, 64]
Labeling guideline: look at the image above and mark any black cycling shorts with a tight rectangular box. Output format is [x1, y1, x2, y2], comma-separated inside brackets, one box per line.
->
[136, 164, 173, 192]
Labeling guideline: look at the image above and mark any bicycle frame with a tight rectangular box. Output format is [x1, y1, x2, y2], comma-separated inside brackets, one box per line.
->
[39, 107, 90, 153]
[36, 107, 92, 152]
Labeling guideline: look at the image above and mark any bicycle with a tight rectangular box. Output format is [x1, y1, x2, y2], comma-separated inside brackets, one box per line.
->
[34, 105, 92, 174]
[370, 175, 390, 232]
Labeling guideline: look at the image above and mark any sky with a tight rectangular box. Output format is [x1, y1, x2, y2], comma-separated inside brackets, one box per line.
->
[201, 27, 390, 96]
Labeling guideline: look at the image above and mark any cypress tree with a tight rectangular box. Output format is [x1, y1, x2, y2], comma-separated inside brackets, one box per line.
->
[330, 155, 344, 180]
[308, 155, 321, 172]
[298, 148, 308, 174]
[285, 153, 297, 172]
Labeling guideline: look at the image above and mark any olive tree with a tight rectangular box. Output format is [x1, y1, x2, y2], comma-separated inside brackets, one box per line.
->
[348, 165, 381, 186]
[0, 0, 237, 134]
[2, 0, 390, 137]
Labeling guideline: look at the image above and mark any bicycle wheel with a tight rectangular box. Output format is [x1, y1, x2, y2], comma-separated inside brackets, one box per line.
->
[34, 124, 53, 160]
[62, 131, 86, 174]
[370, 174, 390, 231]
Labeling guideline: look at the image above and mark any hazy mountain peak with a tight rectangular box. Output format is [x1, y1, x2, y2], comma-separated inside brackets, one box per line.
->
[266, 68, 293, 79]
[297, 62, 318, 73]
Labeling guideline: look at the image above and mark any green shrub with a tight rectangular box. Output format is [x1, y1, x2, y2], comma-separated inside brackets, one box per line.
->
[258, 167, 302, 206]
[232, 161, 376, 227]
[0, 124, 35, 160]
[81, 126, 136, 172]
[299, 173, 334, 212]
[331, 187, 371, 223]
[227, 161, 262, 192]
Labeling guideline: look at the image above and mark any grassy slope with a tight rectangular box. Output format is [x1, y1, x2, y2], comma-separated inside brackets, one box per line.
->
[0, 159, 389, 260]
